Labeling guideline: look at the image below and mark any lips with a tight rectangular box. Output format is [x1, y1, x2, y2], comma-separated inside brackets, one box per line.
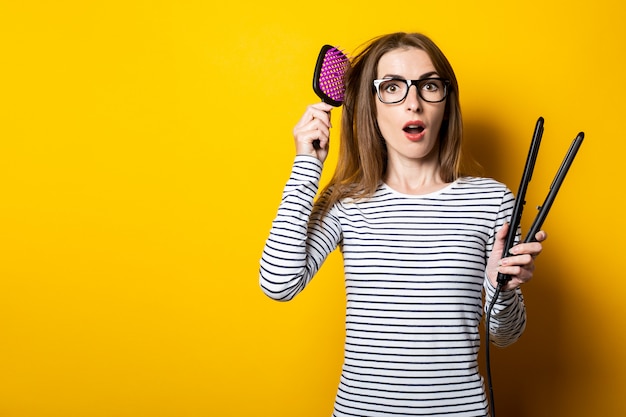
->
[403, 120, 426, 141]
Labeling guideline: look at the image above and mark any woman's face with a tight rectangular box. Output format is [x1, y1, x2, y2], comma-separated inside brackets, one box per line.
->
[374, 47, 446, 165]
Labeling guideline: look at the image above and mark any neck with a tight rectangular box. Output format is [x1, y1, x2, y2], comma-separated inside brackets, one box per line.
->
[384, 158, 449, 195]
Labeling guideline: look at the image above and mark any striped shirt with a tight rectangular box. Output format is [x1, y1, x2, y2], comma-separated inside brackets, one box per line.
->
[260, 156, 526, 417]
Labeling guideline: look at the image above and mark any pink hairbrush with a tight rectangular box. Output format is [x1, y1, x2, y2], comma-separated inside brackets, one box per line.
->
[312, 45, 350, 106]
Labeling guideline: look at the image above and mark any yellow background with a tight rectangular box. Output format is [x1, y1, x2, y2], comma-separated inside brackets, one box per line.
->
[0, 1, 624, 416]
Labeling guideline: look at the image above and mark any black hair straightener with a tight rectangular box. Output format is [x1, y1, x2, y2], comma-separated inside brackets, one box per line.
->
[485, 117, 585, 416]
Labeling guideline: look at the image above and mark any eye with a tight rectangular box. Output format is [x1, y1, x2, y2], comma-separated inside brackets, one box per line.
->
[421, 80, 441, 92]
[382, 80, 404, 94]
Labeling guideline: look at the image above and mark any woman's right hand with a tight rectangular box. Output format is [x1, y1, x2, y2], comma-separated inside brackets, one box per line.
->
[292, 102, 334, 163]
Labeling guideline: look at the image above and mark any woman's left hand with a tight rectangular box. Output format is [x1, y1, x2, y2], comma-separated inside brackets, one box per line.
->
[486, 223, 547, 291]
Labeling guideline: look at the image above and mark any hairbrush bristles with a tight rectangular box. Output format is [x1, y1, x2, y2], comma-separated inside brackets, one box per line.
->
[313, 45, 350, 107]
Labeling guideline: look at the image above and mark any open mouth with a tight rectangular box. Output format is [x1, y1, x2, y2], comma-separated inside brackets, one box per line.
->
[403, 125, 425, 134]
[403, 121, 425, 134]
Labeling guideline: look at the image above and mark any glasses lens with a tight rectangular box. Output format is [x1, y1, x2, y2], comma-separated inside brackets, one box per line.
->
[417, 79, 447, 102]
[378, 79, 409, 104]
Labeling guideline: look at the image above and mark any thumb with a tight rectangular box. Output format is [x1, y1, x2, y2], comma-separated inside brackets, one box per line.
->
[492, 222, 510, 258]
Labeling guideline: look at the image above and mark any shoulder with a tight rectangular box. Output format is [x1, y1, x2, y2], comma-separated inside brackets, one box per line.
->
[454, 176, 510, 193]
[450, 177, 514, 208]
[457, 176, 506, 187]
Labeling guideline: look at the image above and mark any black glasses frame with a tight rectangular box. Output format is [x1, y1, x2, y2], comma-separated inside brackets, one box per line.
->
[372, 77, 450, 104]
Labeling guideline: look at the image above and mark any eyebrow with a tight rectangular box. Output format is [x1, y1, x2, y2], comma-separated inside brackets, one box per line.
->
[380, 71, 440, 80]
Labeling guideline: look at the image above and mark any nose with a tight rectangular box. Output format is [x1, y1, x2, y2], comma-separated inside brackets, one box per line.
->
[405, 84, 421, 112]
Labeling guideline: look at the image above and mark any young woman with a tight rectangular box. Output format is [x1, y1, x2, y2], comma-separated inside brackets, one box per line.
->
[260, 32, 546, 417]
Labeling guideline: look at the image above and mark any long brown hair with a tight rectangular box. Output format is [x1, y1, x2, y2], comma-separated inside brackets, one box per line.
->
[315, 32, 465, 216]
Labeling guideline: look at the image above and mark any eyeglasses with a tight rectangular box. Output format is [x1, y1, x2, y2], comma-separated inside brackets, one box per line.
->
[373, 77, 450, 104]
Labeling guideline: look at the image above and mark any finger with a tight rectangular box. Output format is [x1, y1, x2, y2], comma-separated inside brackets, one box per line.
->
[294, 103, 333, 130]
[498, 262, 535, 283]
[500, 253, 534, 268]
[294, 126, 331, 157]
[294, 117, 331, 136]
[509, 241, 542, 257]
[294, 121, 330, 144]
[534, 230, 548, 242]
[489, 222, 510, 261]
[312, 101, 335, 115]
[296, 128, 329, 147]
[294, 119, 331, 148]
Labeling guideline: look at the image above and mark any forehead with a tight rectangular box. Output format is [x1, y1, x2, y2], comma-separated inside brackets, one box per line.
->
[377, 47, 436, 77]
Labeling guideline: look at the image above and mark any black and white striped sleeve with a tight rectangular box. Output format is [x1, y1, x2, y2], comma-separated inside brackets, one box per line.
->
[259, 155, 342, 301]
[483, 187, 527, 347]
